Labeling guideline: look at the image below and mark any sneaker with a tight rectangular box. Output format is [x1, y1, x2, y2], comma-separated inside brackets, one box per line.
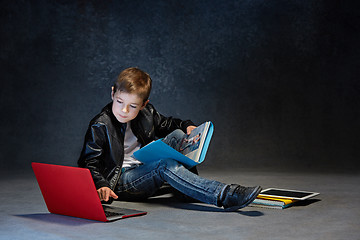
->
[221, 184, 262, 211]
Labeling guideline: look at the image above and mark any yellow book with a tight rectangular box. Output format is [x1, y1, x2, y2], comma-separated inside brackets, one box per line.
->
[250, 195, 298, 209]
[257, 195, 297, 204]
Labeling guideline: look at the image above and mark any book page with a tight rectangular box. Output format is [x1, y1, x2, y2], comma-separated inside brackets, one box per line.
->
[179, 122, 210, 162]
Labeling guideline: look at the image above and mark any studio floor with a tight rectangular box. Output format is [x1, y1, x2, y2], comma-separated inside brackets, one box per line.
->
[0, 169, 359, 240]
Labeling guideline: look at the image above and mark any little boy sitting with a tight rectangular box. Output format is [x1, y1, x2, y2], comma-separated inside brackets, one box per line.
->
[78, 67, 261, 211]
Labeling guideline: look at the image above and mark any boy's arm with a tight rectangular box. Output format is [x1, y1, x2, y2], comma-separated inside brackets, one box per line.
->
[78, 123, 111, 189]
[149, 104, 195, 137]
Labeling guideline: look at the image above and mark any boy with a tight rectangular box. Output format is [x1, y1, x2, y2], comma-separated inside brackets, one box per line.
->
[78, 67, 261, 211]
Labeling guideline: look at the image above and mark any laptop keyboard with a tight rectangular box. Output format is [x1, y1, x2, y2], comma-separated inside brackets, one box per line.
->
[104, 210, 124, 218]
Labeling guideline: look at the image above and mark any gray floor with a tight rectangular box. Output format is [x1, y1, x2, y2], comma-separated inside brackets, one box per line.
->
[0, 169, 359, 240]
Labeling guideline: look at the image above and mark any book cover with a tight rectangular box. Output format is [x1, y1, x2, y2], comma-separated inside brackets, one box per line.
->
[133, 121, 214, 168]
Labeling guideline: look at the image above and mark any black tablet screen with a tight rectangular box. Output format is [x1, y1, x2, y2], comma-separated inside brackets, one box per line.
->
[261, 189, 311, 198]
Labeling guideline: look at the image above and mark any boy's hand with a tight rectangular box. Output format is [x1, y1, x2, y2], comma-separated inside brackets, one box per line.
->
[186, 125, 197, 135]
[97, 187, 118, 202]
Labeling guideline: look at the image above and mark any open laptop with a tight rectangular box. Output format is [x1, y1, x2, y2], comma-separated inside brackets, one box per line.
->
[32, 162, 147, 222]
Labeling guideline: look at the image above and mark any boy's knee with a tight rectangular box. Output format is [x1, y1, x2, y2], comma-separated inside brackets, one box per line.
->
[162, 129, 186, 149]
[167, 129, 185, 139]
[172, 129, 185, 135]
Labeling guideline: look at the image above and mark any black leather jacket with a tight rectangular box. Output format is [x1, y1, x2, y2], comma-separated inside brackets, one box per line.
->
[78, 102, 194, 190]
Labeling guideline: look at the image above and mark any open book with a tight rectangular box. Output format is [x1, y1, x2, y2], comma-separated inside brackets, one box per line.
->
[133, 121, 214, 168]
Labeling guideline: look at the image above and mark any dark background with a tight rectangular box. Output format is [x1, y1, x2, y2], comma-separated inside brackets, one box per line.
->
[1, 0, 359, 173]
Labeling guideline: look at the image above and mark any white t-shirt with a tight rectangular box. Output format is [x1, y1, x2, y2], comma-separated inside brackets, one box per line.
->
[122, 122, 142, 168]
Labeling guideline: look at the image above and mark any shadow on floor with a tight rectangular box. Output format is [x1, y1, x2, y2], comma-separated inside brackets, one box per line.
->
[114, 186, 265, 217]
[144, 197, 264, 216]
[14, 213, 99, 226]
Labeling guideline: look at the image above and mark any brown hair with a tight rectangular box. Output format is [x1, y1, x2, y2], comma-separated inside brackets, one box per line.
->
[113, 67, 152, 103]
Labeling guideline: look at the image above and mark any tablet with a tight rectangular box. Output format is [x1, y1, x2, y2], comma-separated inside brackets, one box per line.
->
[259, 188, 320, 200]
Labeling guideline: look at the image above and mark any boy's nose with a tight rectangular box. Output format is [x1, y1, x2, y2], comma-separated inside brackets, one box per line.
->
[122, 106, 129, 113]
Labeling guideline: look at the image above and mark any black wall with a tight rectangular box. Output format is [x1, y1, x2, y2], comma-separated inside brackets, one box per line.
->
[1, 0, 359, 173]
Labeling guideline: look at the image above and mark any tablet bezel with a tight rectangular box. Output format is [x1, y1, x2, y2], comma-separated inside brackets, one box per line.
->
[259, 188, 320, 200]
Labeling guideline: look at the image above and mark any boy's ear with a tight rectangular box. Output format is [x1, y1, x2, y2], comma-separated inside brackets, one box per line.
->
[111, 86, 115, 100]
[141, 100, 149, 110]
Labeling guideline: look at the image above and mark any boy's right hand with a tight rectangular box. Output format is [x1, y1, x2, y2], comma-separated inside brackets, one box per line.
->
[97, 187, 118, 202]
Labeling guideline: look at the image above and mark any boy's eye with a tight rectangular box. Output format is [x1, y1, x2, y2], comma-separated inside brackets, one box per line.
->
[116, 99, 138, 109]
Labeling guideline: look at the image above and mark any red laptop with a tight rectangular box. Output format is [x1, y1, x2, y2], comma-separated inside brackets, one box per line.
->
[32, 162, 147, 222]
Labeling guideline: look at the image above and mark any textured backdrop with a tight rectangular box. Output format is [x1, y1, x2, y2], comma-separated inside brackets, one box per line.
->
[1, 0, 359, 172]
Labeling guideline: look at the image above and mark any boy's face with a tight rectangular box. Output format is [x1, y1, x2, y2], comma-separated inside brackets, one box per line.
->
[111, 89, 148, 123]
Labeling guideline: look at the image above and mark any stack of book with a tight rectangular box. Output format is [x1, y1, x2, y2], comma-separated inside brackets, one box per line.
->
[250, 195, 298, 209]
[249, 188, 319, 209]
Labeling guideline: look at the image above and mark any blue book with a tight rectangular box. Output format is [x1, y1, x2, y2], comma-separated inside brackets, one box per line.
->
[133, 122, 214, 168]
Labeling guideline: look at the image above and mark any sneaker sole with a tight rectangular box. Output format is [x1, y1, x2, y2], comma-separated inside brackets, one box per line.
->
[224, 186, 262, 212]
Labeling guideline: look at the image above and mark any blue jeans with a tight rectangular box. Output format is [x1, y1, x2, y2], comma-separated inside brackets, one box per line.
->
[115, 130, 227, 206]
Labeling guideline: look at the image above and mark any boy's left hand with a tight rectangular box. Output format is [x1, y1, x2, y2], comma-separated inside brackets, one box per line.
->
[186, 126, 197, 135]
[97, 187, 118, 202]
